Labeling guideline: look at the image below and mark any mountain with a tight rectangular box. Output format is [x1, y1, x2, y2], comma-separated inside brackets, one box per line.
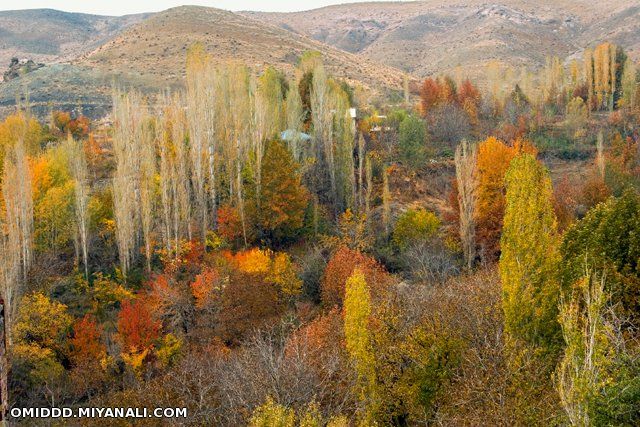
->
[0, 6, 405, 118]
[0, 9, 148, 66]
[245, 0, 640, 78]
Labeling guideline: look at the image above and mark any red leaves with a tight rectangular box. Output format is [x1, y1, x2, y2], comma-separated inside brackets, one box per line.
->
[69, 315, 106, 366]
[117, 299, 161, 353]
[321, 246, 391, 307]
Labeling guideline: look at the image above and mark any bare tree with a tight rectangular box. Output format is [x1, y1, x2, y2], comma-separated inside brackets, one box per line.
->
[455, 140, 478, 270]
[0, 118, 34, 420]
[285, 80, 304, 160]
[65, 134, 90, 278]
[112, 90, 153, 276]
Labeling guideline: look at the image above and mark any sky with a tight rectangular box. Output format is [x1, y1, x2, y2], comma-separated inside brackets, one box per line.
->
[0, 0, 403, 15]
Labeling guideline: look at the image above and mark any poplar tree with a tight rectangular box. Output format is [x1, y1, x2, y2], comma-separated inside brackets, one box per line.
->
[344, 269, 378, 421]
[0, 115, 34, 419]
[455, 140, 477, 270]
[500, 154, 561, 352]
[65, 134, 90, 278]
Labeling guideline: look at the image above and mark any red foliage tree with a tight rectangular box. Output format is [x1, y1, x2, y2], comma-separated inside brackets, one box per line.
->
[217, 203, 244, 243]
[117, 299, 161, 353]
[69, 315, 106, 366]
[321, 246, 392, 307]
[419, 78, 442, 117]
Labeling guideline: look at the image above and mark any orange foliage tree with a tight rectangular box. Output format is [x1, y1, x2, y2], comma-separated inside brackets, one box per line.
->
[321, 246, 392, 307]
[252, 139, 309, 243]
[116, 298, 161, 354]
[69, 315, 106, 365]
[475, 137, 537, 261]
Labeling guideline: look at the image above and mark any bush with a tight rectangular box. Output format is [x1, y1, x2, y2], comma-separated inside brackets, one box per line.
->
[392, 207, 440, 250]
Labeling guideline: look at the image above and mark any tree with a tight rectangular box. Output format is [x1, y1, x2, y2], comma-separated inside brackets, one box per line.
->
[321, 246, 390, 307]
[0, 112, 34, 419]
[392, 207, 440, 250]
[344, 269, 378, 421]
[111, 90, 154, 276]
[253, 139, 309, 243]
[117, 298, 161, 355]
[475, 137, 536, 261]
[500, 153, 561, 351]
[557, 269, 609, 426]
[64, 135, 90, 277]
[561, 190, 640, 321]
[454, 140, 477, 270]
[68, 315, 108, 398]
[398, 115, 427, 169]
[249, 397, 295, 427]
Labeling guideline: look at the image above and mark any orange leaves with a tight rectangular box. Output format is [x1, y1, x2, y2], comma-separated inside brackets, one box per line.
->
[69, 315, 106, 367]
[321, 246, 391, 307]
[419, 76, 481, 119]
[225, 248, 302, 297]
[191, 267, 220, 309]
[217, 203, 244, 243]
[117, 299, 161, 354]
[227, 247, 272, 275]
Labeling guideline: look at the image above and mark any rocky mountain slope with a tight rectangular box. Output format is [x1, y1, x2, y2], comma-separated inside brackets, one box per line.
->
[0, 6, 405, 118]
[0, 8, 148, 66]
[245, 0, 640, 78]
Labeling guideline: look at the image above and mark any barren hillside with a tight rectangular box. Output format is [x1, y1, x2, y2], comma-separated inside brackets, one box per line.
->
[0, 9, 148, 66]
[0, 6, 406, 118]
[246, 0, 640, 78]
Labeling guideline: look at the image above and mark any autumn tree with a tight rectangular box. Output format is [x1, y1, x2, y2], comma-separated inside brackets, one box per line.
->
[392, 207, 440, 251]
[344, 269, 378, 422]
[252, 139, 309, 243]
[64, 135, 90, 277]
[321, 246, 390, 307]
[11, 293, 71, 405]
[475, 137, 536, 261]
[454, 140, 477, 269]
[500, 153, 561, 351]
[68, 315, 108, 397]
[111, 90, 156, 276]
[116, 298, 161, 369]
[0, 111, 35, 418]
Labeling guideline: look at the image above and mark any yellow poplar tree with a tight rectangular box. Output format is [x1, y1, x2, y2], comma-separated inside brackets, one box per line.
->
[344, 269, 378, 421]
[500, 154, 561, 352]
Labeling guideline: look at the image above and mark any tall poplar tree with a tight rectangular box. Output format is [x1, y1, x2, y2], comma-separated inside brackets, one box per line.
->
[500, 153, 561, 352]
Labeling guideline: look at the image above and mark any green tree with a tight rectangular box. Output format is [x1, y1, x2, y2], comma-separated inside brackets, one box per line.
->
[561, 190, 640, 321]
[398, 115, 427, 169]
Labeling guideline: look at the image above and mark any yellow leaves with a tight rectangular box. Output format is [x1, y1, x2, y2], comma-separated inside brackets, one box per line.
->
[227, 248, 302, 297]
[500, 153, 560, 351]
[344, 269, 378, 418]
[13, 292, 72, 351]
[121, 348, 150, 376]
[156, 333, 183, 368]
[91, 272, 133, 313]
[269, 252, 302, 297]
[233, 247, 272, 274]
[249, 397, 295, 427]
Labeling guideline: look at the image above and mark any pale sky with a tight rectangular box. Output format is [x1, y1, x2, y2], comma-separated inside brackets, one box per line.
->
[1, 1, 404, 15]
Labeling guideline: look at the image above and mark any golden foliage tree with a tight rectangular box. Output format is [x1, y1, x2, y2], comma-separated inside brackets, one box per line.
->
[344, 269, 378, 421]
[500, 153, 561, 351]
